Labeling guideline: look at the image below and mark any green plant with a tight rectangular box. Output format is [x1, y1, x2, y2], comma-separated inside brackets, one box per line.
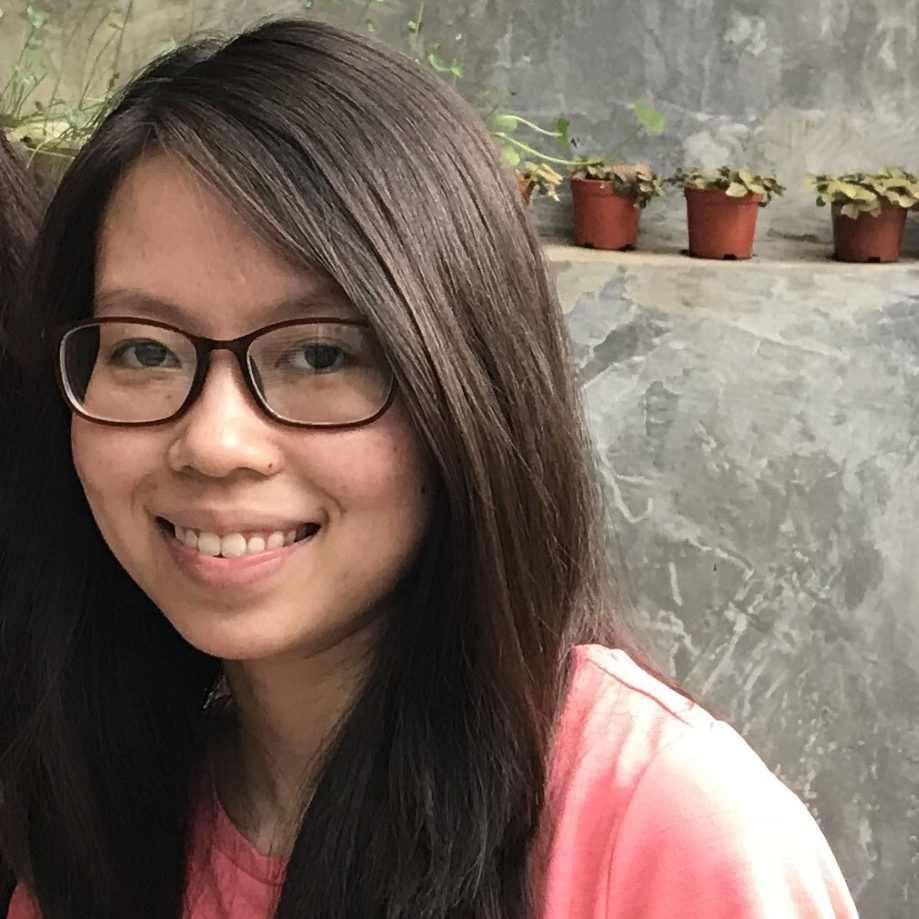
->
[488, 113, 582, 169]
[807, 167, 919, 218]
[519, 160, 563, 200]
[492, 100, 665, 168]
[571, 159, 663, 208]
[1, 2, 133, 154]
[666, 166, 784, 206]
[403, 1, 464, 80]
[0, 5, 52, 130]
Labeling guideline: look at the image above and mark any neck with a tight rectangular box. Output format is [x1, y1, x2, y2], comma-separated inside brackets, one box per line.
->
[215, 627, 376, 855]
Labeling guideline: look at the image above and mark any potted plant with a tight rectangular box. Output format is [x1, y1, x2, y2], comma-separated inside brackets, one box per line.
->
[666, 166, 784, 260]
[569, 160, 662, 251]
[807, 168, 919, 263]
[489, 113, 589, 203]
[516, 161, 564, 202]
[491, 105, 664, 206]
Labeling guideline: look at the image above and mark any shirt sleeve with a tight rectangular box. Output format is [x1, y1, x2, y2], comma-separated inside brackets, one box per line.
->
[606, 720, 860, 919]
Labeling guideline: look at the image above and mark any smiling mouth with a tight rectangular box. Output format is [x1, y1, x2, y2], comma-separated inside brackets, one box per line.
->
[156, 518, 320, 558]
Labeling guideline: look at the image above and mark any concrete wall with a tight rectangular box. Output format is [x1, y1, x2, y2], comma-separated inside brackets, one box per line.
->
[551, 243, 919, 919]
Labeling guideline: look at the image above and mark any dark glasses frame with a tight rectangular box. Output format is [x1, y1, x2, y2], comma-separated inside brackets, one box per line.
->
[53, 315, 397, 429]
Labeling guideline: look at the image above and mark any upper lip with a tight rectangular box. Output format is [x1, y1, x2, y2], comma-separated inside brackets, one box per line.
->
[155, 510, 321, 533]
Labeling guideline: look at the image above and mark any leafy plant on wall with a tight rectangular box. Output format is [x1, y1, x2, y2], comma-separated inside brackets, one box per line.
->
[0, 2, 137, 153]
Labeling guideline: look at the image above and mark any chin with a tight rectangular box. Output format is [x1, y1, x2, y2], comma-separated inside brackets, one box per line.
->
[159, 598, 381, 664]
[156, 601, 295, 661]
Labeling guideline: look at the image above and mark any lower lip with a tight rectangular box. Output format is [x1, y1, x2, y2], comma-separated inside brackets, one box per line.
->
[160, 526, 316, 590]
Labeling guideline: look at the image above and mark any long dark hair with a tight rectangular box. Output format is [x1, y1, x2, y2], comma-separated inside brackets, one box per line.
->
[0, 128, 40, 914]
[0, 134, 38, 382]
[0, 136, 38, 302]
[0, 20, 641, 918]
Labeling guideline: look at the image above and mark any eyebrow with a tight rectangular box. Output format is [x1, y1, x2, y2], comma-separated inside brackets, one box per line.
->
[92, 287, 359, 326]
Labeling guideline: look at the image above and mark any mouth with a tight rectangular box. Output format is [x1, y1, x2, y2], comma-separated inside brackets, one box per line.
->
[155, 518, 321, 559]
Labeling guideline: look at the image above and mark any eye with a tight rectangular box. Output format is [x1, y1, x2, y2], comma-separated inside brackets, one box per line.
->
[284, 343, 348, 373]
[110, 339, 182, 369]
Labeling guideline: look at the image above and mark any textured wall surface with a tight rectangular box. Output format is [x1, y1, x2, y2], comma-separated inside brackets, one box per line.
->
[549, 243, 918, 919]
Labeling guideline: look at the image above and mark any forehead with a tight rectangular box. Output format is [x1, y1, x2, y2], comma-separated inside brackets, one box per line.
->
[94, 153, 356, 333]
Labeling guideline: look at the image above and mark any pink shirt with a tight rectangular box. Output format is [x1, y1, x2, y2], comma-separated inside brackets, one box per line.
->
[8, 645, 859, 918]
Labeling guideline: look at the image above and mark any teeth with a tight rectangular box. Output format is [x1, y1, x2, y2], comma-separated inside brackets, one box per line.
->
[197, 532, 222, 557]
[172, 523, 315, 558]
[220, 534, 248, 558]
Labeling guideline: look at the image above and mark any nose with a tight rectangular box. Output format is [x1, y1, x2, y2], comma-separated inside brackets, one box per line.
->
[167, 352, 284, 479]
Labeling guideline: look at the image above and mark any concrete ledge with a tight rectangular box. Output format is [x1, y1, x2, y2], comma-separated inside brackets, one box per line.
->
[543, 237, 919, 271]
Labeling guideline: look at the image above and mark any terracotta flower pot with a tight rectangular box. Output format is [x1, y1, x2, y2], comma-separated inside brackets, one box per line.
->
[832, 202, 907, 263]
[571, 176, 641, 251]
[515, 173, 535, 203]
[684, 187, 761, 260]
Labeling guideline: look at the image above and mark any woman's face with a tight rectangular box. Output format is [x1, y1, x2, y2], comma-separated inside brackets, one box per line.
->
[72, 154, 433, 662]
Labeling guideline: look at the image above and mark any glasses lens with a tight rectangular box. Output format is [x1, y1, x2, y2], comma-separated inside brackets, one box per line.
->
[249, 322, 392, 425]
[60, 321, 197, 423]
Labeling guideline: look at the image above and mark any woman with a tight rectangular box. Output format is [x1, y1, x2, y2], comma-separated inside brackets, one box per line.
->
[0, 19, 858, 919]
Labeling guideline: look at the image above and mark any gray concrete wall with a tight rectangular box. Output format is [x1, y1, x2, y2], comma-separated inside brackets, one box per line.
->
[550, 243, 919, 919]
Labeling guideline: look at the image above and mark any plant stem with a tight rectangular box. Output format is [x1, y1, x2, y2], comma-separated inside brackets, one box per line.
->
[493, 132, 593, 167]
[14, 72, 47, 118]
[107, 1, 134, 93]
[356, 0, 375, 30]
[0, 24, 38, 108]
[410, 0, 426, 59]
[77, 8, 113, 108]
[501, 115, 563, 138]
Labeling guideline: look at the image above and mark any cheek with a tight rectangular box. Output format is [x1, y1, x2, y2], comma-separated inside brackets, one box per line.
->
[71, 419, 156, 518]
[315, 414, 434, 540]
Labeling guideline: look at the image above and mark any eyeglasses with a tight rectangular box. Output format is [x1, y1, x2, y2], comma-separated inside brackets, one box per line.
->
[54, 317, 396, 428]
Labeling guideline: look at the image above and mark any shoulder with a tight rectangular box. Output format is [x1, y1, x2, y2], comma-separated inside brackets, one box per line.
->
[5, 885, 38, 919]
[546, 644, 715, 801]
[535, 645, 859, 919]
